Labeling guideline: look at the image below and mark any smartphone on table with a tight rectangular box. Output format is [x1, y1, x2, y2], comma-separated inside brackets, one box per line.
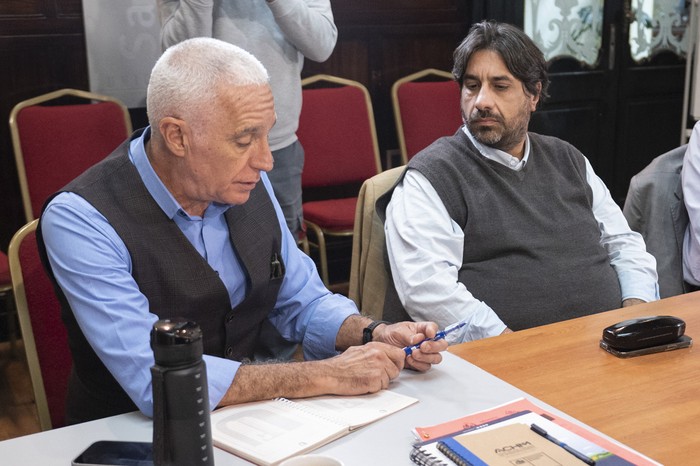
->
[72, 440, 153, 466]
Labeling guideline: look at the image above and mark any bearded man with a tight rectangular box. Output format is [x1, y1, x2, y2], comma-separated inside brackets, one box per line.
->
[379, 21, 659, 342]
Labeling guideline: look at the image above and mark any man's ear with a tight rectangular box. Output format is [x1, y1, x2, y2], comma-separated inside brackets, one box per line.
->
[159, 117, 188, 157]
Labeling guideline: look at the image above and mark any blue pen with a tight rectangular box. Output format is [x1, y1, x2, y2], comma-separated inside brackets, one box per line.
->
[403, 321, 466, 356]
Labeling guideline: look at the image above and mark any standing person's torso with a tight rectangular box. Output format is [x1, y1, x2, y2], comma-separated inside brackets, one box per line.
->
[214, 2, 305, 150]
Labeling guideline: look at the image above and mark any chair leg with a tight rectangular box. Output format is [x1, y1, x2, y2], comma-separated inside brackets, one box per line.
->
[304, 222, 329, 286]
[317, 231, 329, 286]
[0, 289, 18, 359]
[7, 293, 18, 358]
[298, 236, 310, 256]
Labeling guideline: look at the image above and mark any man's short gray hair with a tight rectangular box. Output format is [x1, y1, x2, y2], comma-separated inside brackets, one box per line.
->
[147, 37, 269, 128]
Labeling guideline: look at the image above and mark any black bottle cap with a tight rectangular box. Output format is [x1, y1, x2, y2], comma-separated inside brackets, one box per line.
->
[151, 318, 203, 366]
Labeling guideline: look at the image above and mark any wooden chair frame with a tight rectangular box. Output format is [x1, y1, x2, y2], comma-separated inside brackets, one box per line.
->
[299, 75, 382, 285]
[8, 220, 53, 430]
[391, 68, 456, 165]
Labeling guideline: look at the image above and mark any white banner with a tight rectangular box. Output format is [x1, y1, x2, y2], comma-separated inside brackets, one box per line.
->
[82, 0, 162, 108]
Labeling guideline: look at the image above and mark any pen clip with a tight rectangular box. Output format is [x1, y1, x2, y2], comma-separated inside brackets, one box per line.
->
[270, 252, 285, 279]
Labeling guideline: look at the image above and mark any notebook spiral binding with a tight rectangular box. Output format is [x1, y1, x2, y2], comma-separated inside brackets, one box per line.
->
[409, 445, 450, 466]
[436, 441, 471, 466]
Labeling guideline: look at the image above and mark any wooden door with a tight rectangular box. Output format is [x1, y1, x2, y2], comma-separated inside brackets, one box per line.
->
[476, 0, 689, 204]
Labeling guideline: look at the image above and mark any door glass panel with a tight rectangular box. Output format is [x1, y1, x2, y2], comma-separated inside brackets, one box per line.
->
[628, 0, 690, 62]
[524, 0, 604, 66]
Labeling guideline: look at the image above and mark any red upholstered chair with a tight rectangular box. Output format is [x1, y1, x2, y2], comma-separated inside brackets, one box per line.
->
[298, 75, 381, 285]
[391, 69, 462, 164]
[9, 219, 71, 430]
[9, 88, 132, 222]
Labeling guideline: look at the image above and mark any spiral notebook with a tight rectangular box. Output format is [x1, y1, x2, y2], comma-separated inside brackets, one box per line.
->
[439, 423, 598, 466]
[410, 410, 528, 466]
[411, 408, 639, 466]
[210, 390, 418, 466]
[436, 437, 488, 466]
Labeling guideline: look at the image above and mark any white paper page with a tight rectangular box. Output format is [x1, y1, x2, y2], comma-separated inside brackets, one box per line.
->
[211, 399, 347, 466]
[291, 390, 418, 430]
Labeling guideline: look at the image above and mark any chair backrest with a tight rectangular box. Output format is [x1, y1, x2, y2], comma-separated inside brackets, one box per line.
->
[391, 69, 462, 164]
[348, 166, 405, 320]
[9, 219, 71, 430]
[623, 145, 690, 298]
[9, 88, 133, 223]
[299, 75, 381, 189]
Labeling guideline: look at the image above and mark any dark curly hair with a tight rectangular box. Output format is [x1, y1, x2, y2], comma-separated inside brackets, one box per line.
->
[452, 20, 550, 105]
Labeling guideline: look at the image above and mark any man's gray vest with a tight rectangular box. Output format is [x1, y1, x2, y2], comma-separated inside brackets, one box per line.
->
[37, 131, 285, 423]
[379, 130, 621, 330]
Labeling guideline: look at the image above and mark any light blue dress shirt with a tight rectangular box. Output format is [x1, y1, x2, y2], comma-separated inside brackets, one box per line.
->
[40, 127, 359, 417]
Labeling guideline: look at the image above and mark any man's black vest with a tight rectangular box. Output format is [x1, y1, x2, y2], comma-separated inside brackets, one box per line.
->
[37, 131, 285, 423]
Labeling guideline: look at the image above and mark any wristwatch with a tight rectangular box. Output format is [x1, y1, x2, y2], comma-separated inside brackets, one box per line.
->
[362, 320, 391, 345]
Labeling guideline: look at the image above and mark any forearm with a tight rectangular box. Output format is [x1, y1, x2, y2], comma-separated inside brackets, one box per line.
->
[587, 157, 659, 302]
[219, 360, 328, 405]
[158, 0, 214, 49]
[598, 224, 658, 302]
[334, 314, 373, 350]
[266, 0, 337, 61]
[218, 342, 405, 406]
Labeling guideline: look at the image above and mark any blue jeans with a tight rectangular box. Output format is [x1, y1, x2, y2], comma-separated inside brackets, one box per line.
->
[267, 140, 304, 239]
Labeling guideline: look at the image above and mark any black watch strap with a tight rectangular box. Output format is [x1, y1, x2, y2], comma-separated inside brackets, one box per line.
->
[362, 320, 390, 345]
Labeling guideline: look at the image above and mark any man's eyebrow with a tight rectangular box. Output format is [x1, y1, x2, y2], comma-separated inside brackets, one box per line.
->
[463, 74, 514, 83]
[491, 75, 514, 82]
[232, 126, 261, 138]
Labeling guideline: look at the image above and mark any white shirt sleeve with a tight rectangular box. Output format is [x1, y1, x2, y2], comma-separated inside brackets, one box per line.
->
[384, 169, 507, 343]
[682, 123, 700, 285]
[584, 157, 659, 302]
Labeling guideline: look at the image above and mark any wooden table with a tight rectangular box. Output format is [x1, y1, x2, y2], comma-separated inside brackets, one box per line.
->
[450, 291, 700, 465]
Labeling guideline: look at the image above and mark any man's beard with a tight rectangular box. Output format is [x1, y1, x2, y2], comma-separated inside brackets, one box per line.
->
[463, 104, 531, 154]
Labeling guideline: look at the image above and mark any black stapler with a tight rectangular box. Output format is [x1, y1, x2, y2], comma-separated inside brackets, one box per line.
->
[599, 315, 692, 358]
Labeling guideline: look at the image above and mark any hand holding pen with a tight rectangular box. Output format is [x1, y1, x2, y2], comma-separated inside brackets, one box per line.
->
[403, 321, 466, 356]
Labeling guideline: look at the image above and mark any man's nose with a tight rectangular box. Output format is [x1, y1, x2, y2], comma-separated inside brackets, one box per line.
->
[251, 140, 274, 172]
[474, 85, 494, 109]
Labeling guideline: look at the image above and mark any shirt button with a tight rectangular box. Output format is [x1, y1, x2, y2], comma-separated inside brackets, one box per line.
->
[226, 347, 233, 357]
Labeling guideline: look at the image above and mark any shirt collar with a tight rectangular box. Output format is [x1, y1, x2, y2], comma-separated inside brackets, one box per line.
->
[128, 126, 230, 221]
[462, 125, 530, 171]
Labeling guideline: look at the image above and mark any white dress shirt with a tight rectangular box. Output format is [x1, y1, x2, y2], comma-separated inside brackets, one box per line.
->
[385, 127, 659, 343]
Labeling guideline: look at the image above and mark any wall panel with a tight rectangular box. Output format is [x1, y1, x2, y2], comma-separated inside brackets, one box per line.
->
[303, 0, 470, 164]
[1, 0, 472, 249]
[0, 1, 88, 249]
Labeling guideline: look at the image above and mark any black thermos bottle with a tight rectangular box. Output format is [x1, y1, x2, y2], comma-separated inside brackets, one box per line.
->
[151, 318, 215, 466]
